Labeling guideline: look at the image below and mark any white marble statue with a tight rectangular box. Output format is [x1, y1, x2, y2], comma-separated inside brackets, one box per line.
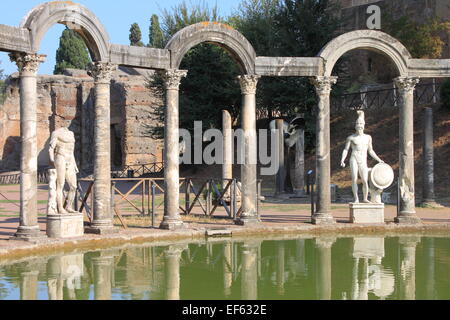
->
[48, 127, 79, 214]
[340, 111, 385, 203]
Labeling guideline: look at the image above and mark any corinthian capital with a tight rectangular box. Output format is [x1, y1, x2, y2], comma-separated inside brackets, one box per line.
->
[310, 76, 338, 95]
[88, 62, 117, 84]
[159, 69, 188, 90]
[238, 75, 260, 95]
[394, 77, 420, 93]
[9, 53, 46, 75]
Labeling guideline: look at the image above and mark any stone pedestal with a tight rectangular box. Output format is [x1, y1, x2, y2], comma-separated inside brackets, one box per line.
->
[47, 213, 84, 238]
[350, 203, 385, 224]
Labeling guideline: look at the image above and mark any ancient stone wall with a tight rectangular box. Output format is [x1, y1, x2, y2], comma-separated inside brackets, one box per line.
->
[0, 68, 163, 173]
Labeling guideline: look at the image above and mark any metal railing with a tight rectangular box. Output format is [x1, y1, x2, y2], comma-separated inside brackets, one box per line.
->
[111, 162, 164, 178]
[0, 170, 49, 185]
[331, 81, 442, 113]
[77, 177, 262, 228]
[0, 163, 165, 185]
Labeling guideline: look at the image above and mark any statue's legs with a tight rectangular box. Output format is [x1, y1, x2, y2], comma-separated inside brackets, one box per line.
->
[350, 157, 359, 203]
[55, 156, 68, 214]
[65, 163, 78, 213]
[359, 164, 370, 203]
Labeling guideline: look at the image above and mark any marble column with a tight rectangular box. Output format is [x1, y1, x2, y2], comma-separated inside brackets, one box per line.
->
[86, 62, 118, 234]
[293, 124, 306, 196]
[20, 270, 39, 300]
[276, 242, 285, 295]
[223, 110, 233, 197]
[235, 75, 261, 226]
[92, 253, 114, 300]
[159, 70, 187, 230]
[47, 256, 63, 300]
[275, 119, 286, 196]
[164, 245, 184, 300]
[9, 53, 46, 241]
[315, 238, 335, 300]
[421, 107, 437, 206]
[424, 238, 435, 300]
[398, 237, 420, 300]
[223, 242, 233, 296]
[310, 77, 337, 225]
[241, 241, 259, 300]
[395, 77, 421, 224]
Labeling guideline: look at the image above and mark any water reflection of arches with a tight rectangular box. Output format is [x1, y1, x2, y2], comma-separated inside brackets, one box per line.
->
[0, 235, 445, 300]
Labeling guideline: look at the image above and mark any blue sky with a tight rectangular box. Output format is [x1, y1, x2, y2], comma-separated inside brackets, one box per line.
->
[0, 0, 242, 75]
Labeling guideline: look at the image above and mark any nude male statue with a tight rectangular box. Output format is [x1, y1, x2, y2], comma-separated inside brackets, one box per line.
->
[48, 127, 79, 214]
[340, 111, 384, 203]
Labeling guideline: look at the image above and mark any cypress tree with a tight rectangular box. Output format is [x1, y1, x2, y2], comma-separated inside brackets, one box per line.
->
[149, 14, 165, 48]
[54, 28, 91, 75]
[129, 23, 144, 47]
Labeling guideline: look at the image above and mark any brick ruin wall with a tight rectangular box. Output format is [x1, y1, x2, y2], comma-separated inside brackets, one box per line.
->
[0, 68, 163, 173]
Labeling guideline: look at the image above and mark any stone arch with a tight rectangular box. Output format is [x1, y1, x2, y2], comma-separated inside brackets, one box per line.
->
[20, 1, 110, 62]
[318, 30, 412, 77]
[165, 22, 256, 74]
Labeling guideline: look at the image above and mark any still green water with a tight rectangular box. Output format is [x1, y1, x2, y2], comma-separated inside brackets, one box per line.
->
[0, 236, 449, 300]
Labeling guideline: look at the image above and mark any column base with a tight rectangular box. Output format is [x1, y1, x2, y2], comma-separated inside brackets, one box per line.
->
[84, 225, 119, 235]
[234, 215, 261, 226]
[159, 218, 185, 231]
[312, 213, 335, 225]
[395, 213, 422, 224]
[11, 226, 47, 242]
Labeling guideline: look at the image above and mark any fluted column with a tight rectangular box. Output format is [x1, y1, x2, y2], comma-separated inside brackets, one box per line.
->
[235, 75, 261, 226]
[310, 76, 337, 225]
[9, 53, 46, 241]
[86, 62, 118, 234]
[395, 77, 421, 224]
[159, 70, 187, 230]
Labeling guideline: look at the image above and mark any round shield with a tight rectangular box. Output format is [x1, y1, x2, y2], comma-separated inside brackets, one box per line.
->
[370, 163, 394, 190]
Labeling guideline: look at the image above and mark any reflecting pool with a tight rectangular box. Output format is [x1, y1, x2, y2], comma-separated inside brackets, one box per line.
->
[0, 236, 449, 300]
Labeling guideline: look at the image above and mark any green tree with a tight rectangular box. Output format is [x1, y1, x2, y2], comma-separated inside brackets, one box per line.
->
[54, 28, 91, 75]
[161, 1, 220, 37]
[232, 0, 343, 150]
[149, 14, 165, 48]
[129, 23, 144, 47]
[148, 1, 241, 138]
[53, 28, 91, 74]
[383, 14, 449, 59]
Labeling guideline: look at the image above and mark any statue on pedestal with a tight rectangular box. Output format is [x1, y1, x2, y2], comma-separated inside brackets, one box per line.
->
[340, 111, 386, 203]
[47, 127, 79, 214]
